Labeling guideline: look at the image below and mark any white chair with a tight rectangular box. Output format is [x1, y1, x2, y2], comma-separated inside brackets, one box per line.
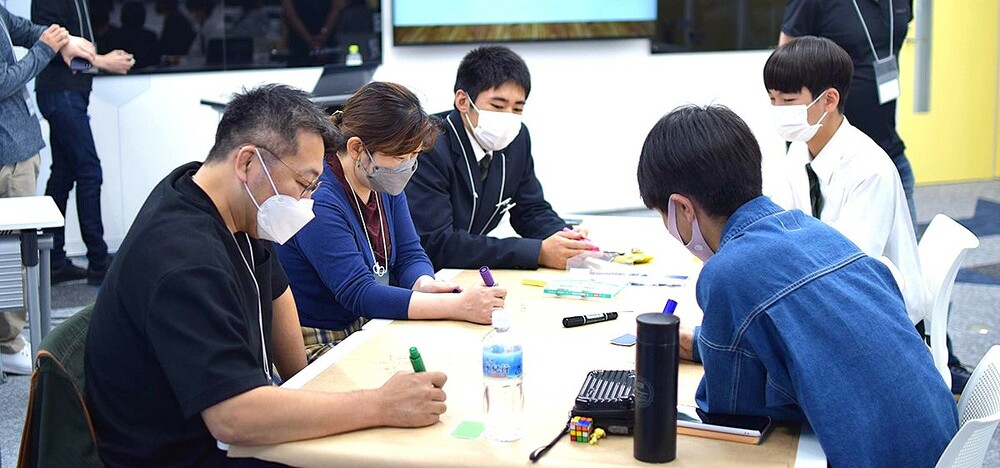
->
[918, 214, 980, 388]
[935, 345, 1000, 468]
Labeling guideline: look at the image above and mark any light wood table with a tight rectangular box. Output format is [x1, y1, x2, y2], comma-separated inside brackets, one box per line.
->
[229, 216, 825, 466]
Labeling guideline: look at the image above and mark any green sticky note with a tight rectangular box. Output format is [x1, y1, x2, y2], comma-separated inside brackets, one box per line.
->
[451, 421, 485, 439]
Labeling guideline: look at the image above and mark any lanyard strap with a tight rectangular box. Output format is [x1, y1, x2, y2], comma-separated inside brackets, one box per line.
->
[72, 0, 94, 42]
[851, 0, 894, 60]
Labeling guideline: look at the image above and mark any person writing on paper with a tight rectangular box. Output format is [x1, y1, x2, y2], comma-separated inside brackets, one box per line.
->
[405, 46, 594, 270]
[85, 85, 447, 467]
[637, 105, 956, 467]
[275, 82, 506, 362]
[763, 37, 929, 325]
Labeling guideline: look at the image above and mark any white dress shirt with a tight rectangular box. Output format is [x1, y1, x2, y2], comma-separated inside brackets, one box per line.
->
[768, 118, 930, 324]
[464, 125, 491, 164]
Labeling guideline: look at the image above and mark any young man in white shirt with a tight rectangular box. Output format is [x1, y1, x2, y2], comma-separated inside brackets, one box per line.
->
[763, 36, 930, 326]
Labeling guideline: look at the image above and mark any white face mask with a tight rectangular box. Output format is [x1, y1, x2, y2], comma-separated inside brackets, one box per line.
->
[244, 149, 316, 244]
[666, 198, 714, 262]
[464, 94, 522, 152]
[772, 91, 828, 142]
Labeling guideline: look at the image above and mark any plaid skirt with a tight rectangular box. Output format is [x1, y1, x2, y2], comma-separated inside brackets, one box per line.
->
[301, 317, 368, 362]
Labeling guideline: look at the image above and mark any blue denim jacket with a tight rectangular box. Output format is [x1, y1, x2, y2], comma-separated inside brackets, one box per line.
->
[694, 197, 957, 467]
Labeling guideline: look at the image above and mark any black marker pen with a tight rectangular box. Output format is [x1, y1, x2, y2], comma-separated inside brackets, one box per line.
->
[562, 312, 619, 328]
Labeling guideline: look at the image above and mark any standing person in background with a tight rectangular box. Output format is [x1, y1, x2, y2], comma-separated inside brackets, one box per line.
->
[1, 4, 94, 375]
[32, 0, 135, 286]
[155, 0, 195, 62]
[282, 0, 344, 66]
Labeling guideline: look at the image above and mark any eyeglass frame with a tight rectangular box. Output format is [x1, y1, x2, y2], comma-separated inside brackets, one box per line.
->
[252, 145, 323, 199]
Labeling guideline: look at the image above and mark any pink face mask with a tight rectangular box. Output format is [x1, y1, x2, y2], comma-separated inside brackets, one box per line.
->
[667, 198, 715, 262]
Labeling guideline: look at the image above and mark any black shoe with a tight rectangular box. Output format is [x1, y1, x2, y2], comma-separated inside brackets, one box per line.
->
[87, 255, 113, 286]
[949, 363, 972, 395]
[51, 262, 87, 284]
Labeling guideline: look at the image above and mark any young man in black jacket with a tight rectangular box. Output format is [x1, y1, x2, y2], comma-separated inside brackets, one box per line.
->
[405, 46, 595, 270]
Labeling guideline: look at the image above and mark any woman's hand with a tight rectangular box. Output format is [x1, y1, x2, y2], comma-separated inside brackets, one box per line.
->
[454, 284, 506, 324]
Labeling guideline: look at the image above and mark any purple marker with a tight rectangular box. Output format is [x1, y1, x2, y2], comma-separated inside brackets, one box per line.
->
[662, 299, 678, 315]
[479, 266, 496, 287]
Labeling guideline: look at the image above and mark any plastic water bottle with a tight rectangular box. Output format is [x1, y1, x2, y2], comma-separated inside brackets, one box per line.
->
[482, 307, 524, 442]
[345, 44, 363, 66]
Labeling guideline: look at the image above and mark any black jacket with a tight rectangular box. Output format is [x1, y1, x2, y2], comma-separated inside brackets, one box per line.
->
[405, 110, 568, 270]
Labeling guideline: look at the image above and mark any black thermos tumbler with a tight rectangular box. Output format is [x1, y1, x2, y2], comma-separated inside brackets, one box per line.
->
[634, 313, 680, 463]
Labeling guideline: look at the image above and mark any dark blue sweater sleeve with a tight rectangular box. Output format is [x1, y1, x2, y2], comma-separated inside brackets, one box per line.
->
[507, 126, 570, 240]
[292, 195, 412, 320]
[388, 191, 435, 288]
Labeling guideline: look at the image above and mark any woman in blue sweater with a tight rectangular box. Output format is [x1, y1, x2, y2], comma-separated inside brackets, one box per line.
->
[276, 82, 506, 361]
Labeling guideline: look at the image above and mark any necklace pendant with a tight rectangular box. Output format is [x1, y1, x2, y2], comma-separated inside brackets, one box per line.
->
[373, 263, 387, 277]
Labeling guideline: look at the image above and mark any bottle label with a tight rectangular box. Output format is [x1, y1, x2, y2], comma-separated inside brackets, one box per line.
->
[483, 347, 523, 379]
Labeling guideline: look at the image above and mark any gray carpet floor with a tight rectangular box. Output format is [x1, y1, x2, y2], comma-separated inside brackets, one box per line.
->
[2, 181, 999, 466]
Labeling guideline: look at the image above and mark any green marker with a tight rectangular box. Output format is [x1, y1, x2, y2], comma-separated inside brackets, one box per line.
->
[409, 346, 426, 372]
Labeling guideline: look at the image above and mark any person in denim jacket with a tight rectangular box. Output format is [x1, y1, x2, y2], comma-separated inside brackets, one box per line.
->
[636, 105, 957, 467]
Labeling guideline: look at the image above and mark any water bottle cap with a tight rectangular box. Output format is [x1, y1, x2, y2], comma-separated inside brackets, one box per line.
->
[491, 307, 510, 329]
[636, 313, 679, 345]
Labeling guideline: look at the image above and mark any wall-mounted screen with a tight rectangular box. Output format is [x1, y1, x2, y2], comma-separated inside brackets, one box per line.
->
[392, 0, 656, 45]
[651, 0, 783, 54]
[88, 0, 381, 74]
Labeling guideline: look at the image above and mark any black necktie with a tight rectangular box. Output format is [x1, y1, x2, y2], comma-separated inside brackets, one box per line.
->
[479, 153, 492, 182]
[805, 162, 824, 219]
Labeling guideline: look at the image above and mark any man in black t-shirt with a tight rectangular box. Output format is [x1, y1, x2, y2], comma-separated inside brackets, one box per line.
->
[85, 84, 448, 467]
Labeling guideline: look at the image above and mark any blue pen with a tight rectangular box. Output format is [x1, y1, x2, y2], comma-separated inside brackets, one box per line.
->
[662, 299, 678, 315]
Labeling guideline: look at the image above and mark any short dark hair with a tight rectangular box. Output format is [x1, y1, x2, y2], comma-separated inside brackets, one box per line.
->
[637, 105, 762, 218]
[763, 36, 853, 113]
[330, 81, 439, 158]
[206, 84, 336, 163]
[454, 46, 531, 103]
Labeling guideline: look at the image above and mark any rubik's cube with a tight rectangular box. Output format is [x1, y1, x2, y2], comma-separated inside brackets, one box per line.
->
[569, 416, 593, 443]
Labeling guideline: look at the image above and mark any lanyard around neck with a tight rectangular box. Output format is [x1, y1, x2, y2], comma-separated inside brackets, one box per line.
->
[344, 176, 389, 278]
[851, 0, 894, 60]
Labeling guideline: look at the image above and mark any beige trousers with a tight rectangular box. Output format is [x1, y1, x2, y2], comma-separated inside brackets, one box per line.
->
[0, 154, 40, 353]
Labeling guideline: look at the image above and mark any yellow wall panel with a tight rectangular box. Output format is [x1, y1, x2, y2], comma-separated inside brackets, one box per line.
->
[897, 0, 998, 184]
